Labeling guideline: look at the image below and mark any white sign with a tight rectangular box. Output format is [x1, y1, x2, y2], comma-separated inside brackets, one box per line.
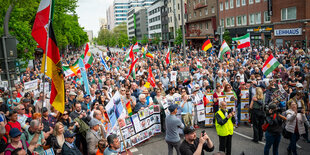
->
[40, 82, 50, 93]
[274, 28, 302, 36]
[170, 71, 177, 82]
[24, 79, 38, 92]
[0, 81, 9, 91]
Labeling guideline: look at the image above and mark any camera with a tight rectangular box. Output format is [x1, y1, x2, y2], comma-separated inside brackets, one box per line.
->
[228, 108, 233, 114]
[201, 130, 206, 136]
[297, 109, 302, 113]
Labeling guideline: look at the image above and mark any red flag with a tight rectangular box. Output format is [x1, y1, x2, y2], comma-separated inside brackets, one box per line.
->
[147, 66, 156, 87]
[31, 0, 51, 50]
[84, 43, 89, 56]
[126, 58, 139, 79]
[129, 46, 134, 62]
[165, 48, 171, 65]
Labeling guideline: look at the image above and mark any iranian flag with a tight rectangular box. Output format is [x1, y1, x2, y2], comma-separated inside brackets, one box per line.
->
[218, 40, 231, 60]
[197, 59, 202, 69]
[63, 60, 80, 77]
[232, 33, 251, 49]
[165, 48, 171, 65]
[81, 43, 93, 69]
[262, 55, 280, 76]
[133, 42, 139, 53]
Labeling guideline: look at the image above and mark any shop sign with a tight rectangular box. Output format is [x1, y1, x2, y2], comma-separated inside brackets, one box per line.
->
[247, 26, 273, 33]
[274, 28, 302, 36]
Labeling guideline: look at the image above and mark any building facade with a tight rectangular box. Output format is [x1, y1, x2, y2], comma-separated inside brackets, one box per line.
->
[99, 18, 108, 30]
[127, 7, 149, 41]
[148, 0, 164, 40]
[161, 0, 169, 45]
[186, 0, 217, 49]
[219, 0, 273, 47]
[107, 5, 115, 30]
[85, 30, 93, 42]
[271, 0, 310, 48]
[167, 0, 187, 45]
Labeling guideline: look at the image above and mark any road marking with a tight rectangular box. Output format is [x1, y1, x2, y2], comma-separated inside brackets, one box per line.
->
[234, 131, 302, 149]
[130, 147, 139, 152]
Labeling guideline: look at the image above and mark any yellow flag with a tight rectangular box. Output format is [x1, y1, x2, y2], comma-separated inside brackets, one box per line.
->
[144, 82, 150, 88]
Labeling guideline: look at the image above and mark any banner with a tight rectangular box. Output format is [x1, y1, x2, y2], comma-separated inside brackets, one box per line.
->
[170, 71, 177, 82]
[179, 66, 190, 81]
[205, 93, 214, 127]
[24, 79, 38, 92]
[240, 89, 249, 122]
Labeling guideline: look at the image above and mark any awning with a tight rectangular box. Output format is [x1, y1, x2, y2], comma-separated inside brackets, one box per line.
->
[185, 36, 207, 39]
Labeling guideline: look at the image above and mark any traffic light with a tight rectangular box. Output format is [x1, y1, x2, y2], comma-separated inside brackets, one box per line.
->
[0, 36, 18, 81]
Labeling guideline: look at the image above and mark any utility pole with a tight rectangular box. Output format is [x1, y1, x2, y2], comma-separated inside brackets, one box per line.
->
[180, 0, 186, 59]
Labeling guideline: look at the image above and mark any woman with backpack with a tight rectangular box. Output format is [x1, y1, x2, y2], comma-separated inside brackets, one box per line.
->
[250, 87, 265, 143]
[263, 104, 286, 155]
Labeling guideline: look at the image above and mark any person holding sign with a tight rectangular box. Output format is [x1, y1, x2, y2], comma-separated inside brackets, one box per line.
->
[213, 85, 224, 114]
[180, 94, 194, 127]
[215, 101, 235, 155]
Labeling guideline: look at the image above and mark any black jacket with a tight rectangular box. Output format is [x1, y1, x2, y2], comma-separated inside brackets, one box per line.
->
[266, 112, 283, 135]
[61, 142, 83, 155]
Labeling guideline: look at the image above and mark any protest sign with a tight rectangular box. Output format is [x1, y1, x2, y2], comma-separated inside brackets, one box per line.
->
[170, 71, 177, 82]
[240, 89, 249, 122]
[204, 93, 214, 127]
[225, 93, 236, 112]
[106, 91, 126, 130]
[0, 81, 8, 91]
[24, 79, 38, 92]
[179, 66, 190, 81]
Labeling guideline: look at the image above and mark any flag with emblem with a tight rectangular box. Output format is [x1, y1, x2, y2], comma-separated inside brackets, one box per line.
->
[218, 40, 231, 60]
[63, 60, 80, 77]
[262, 55, 280, 76]
[197, 59, 202, 69]
[123, 47, 132, 62]
[165, 48, 171, 65]
[32, 0, 65, 113]
[232, 33, 251, 49]
[133, 42, 139, 53]
[105, 56, 110, 61]
[81, 43, 93, 69]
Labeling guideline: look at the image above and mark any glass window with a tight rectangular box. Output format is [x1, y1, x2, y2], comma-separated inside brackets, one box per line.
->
[242, 0, 246, 6]
[249, 14, 255, 25]
[221, 19, 224, 26]
[189, 13, 191, 19]
[237, 16, 242, 25]
[205, 9, 208, 15]
[255, 12, 261, 24]
[225, 0, 229, 10]
[212, 7, 215, 13]
[220, 2, 223, 11]
[226, 18, 231, 27]
[249, 0, 253, 4]
[230, 0, 234, 8]
[281, 7, 297, 20]
[255, 0, 260, 3]
[194, 12, 196, 17]
[242, 15, 247, 25]
[206, 22, 208, 29]
[231, 17, 235, 26]
[264, 11, 270, 23]
[200, 10, 202, 16]
[236, 0, 240, 7]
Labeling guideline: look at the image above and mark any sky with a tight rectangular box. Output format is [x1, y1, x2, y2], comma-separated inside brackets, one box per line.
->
[76, 0, 113, 37]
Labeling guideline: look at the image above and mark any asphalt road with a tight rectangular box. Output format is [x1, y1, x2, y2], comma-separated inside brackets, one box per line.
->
[129, 124, 310, 155]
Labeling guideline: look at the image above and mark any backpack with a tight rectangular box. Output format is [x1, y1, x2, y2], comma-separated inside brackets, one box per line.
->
[4, 139, 28, 153]
[262, 113, 277, 132]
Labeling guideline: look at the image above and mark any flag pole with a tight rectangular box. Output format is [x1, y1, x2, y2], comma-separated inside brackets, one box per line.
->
[42, 0, 53, 106]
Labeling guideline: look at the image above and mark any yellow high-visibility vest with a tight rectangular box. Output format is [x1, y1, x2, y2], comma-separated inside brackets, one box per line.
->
[215, 109, 234, 136]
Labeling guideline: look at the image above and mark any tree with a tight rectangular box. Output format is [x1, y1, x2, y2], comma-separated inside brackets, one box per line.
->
[97, 22, 129, 47]
[223, 30, 232, 46]
[175, 28, 183, 46]
[141, 35, 149, 45]
[131, 36, 137, 45]
[152, 34, 160, 45]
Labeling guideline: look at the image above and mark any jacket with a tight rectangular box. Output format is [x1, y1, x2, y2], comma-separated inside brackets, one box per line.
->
[265, 112, 283, 135]
[285, 109, 307, 134]
[86, 129, 101, 155]
[61, 142, 82, 155]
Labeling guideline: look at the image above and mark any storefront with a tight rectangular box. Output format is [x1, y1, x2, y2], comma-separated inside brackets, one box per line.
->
[227, 25, 274, 47]
[273, 27, 304, 48]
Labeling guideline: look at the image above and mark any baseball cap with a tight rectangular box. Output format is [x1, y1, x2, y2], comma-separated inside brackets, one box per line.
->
[9, 128, 22, 138]
[69, 92, 77, 96]
[95, 90, 101, 94]
[183, 126, 195, 135]
[64, 130, 76, 138]
[194, 84, 200, 88]
[42, 107, 48, 113]
[168, 104, 178, 112]
[22, 98, 30, 103]
[84, 94, 90, 98]
[296, 83, 303, 88]
[89, 119, 101, 128]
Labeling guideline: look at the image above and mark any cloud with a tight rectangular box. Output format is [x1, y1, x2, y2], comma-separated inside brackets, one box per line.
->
[76, 0, 113, 37]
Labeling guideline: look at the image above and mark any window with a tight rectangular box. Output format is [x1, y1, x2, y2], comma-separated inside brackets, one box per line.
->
[281, 7, 296, 21]
[231, 17, 235, 26]
[205, 0, 207, 5]
[249, 0, 253, 4]
[178, 3, 180, 10]
[236, 0, 240, 7]
[206, 22, 208, 29]
[264, 11, 270, 23]
[249, 14, 255, 25]
[242, 15, 247, 25]
[178, 14, 180, 20]
[237, 16, 242, 26]
[205, 9, 208, 15]
[226, 18, 231, 27]
[242, 0, 246, 6]
[221, 19, 224, 26]
[189, 13, 191, 19]
[255, 0, 260, 3]
[212, 7, 215, 13]
[200, 10, 202, 16]
[194, 12, 196, 17]
[220, 2, 223, 11]
[230, 0, 234, 8]
[255, 12, 261, 24]
[225, 0, 229, 10]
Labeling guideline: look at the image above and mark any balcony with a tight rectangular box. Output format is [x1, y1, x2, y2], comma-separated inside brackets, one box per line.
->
[194, 3, 207, 10]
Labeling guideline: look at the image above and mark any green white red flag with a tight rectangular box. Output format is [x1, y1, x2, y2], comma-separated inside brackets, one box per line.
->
[232, 33, 251, 49]
[262, 55, 280, 76]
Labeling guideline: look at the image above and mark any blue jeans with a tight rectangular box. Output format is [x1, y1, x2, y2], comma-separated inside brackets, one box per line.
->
[288, 132, 300, 155]
[264, 131, 281, 155]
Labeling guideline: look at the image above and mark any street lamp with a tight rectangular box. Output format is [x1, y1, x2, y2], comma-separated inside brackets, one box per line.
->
[304, 21, 308, 52]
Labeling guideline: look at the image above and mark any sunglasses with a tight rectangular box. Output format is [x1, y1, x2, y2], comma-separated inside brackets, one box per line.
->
[121, 90, 126, 91]
[63, 113, 68, 116]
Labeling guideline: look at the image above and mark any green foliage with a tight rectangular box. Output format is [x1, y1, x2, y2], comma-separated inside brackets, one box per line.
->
[223, 30, 232, 46]
[131, 36, 137, 45]
[141, 35, 149, 45]
[97, 22, 129, 47]
[175, 28, 183, 46]
[152, 34, 160, 45]
[0, 0, 88, 61]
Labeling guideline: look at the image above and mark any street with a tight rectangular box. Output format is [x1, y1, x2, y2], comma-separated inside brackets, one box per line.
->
[130, 124, 310, 155]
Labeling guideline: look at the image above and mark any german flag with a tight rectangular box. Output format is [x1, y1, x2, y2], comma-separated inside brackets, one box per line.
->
[202, 39, 212, 51]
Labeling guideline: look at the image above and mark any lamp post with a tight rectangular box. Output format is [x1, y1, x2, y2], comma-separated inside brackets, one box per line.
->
[304, 22, 308, 52]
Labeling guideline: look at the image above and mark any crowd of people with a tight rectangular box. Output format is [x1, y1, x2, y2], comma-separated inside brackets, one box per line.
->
[0, 43, 309, 155]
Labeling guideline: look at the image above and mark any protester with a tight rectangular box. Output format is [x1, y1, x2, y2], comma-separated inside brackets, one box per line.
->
[104, 134, 120, 155]
[20, 120, 46, 154]
[215, 101, 235, 155]
[165, 104, 184, 155]
[179, 126, 214, 155]
[250, 87, 265, 143]
[61, 130, 82, 155]
[86, 119, 102, 155]
[5, 111, 21, 135]
[96, 139, 108, 155]
[46, 122, 65, 154]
